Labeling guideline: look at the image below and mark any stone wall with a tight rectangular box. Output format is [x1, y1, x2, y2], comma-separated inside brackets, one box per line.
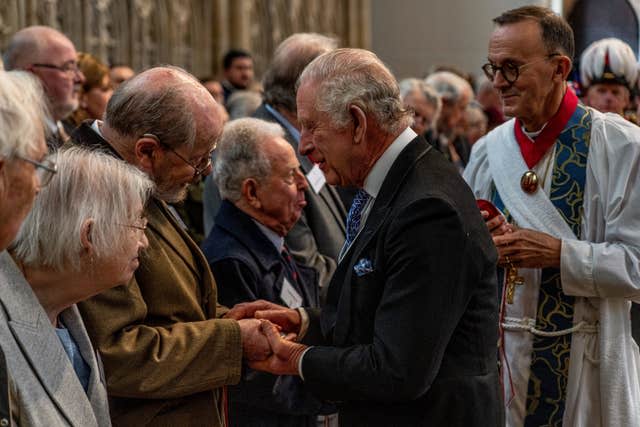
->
[0, 0, 371, 79]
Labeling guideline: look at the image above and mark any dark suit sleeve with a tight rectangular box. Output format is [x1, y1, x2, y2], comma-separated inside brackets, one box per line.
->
[301, 198, 476, 402]
[211, 258, 260, 308]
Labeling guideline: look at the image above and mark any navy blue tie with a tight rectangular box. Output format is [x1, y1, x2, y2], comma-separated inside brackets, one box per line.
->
[344, 189, 371, 249]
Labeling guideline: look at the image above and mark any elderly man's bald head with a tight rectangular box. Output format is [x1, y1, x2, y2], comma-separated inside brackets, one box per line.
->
[103, 66, 223, 202]
[3, 26, 72, 70]
[105, 66, 222, 149]
[4, 26, 83, 121]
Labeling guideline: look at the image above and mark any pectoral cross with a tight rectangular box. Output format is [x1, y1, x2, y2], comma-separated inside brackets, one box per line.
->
[505, 262, 524, 304]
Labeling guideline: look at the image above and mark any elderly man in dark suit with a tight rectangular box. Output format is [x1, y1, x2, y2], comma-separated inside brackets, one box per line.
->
[202, 117, 332, 426]
[204, 33, 346, 296]
[229, 48, 503, 426]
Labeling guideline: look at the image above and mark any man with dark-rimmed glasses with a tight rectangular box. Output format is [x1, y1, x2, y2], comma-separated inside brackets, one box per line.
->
[70, 66, 271, 427]
[3, 26, 85, 150]
[464, 5, 640, 427]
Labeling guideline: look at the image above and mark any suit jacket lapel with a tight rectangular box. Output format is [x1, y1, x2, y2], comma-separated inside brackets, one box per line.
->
[147, 199, 201, 278]
[60, 306, 109, 423]
[147, 199, 216, 314]
[0, 253, 97, 425]
[330, 137, 431, 345]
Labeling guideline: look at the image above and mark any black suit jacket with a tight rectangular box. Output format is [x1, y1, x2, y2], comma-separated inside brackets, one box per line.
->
[252, 104, 347, 293]
[301, 136, 503, 426]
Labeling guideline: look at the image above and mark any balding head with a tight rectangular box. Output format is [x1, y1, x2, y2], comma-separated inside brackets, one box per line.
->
[4, 26, 83, 121]
[106, 66, 221, 147]
[263, 33, 338, 113]
[103, 66, 223, 202]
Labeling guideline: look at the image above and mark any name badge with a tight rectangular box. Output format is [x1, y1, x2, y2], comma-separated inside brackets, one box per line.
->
[280, 277, 303, 308]
[306, 164, 326, 194]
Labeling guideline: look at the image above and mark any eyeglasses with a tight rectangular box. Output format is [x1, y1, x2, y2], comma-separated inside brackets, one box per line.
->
[482, 53, 561, 85]
[118, 217, 148, 235]
[15, 155, 58, 187]
[143, 133, 213, 178]
[31, 61, 81, 77]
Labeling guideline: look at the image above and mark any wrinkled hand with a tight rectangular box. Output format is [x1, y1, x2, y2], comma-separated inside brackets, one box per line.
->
[481, 211, 513, 237]
[225, 300, 285, 321]
[248, 320, 308, 376]
[493, 228, 561, 269]
[254, 307, 301, 334]
[238, 318, 272, 361]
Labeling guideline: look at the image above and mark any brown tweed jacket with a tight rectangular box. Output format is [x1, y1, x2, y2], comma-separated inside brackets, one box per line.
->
[75, 122, 242, 426]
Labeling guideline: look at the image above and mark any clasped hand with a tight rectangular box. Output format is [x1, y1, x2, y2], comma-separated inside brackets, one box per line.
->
[481, 210, 562, 269]
[226, 300, 308, 376]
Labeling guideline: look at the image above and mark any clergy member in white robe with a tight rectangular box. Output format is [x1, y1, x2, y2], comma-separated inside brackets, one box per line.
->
[465, 6, 640, 427]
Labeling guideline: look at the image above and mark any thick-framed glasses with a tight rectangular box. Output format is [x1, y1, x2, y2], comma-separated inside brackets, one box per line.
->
[482, 53, 561, 85]
[32, 61, 81, 77]
[143, 133, 213, 178]
[15, 155, 58, 187]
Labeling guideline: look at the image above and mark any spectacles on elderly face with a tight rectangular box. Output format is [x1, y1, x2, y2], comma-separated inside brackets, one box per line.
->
[143, 133, 213, 178]
[31, 61, 82, 77]
[482, 53, 561, 85]
[118, 217, 148, 236]
[15, 155, 58, 187]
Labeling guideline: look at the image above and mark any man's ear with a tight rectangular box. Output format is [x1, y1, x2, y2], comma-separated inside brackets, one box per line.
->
[349, 104, 367, 144]
[241, 178, 262, 209]
[555, 56, 573, 82]
[134, 136, 161, 174]
[80, 218, 95, 255]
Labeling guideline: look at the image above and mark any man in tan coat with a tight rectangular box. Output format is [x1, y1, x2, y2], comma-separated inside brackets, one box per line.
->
[74, 66, 269, 426]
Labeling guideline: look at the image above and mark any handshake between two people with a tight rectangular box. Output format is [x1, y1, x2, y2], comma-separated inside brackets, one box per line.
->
[226, 300, 308, 377]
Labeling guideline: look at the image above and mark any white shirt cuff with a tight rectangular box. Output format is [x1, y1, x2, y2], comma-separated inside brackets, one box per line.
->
[296, 307, 309, 341]
[298, 347, 313, 380]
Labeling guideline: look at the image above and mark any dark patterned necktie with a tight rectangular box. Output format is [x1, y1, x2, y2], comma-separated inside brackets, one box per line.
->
[280, 245, 299, 283]
[344, 189, 371, 249]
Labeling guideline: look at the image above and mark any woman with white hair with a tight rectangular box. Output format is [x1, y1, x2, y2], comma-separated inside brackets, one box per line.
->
[0, 146, 153, 426]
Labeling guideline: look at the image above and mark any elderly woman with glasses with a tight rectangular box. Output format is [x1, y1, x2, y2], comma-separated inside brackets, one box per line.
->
[0, 142, 153, 424]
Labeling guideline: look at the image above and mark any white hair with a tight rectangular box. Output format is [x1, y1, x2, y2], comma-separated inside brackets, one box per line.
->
[12, 146, 154, 272]
[399, 78, 443, 129]
[298, 48, 412, 134]
[213, 118, 285, 202]
[0, 70, 50, 157]
[425, 71, 473, 103]
[580, 38, 638, 89]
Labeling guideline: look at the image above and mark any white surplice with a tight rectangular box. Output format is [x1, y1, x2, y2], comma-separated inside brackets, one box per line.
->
[463, 109, 640, 427]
